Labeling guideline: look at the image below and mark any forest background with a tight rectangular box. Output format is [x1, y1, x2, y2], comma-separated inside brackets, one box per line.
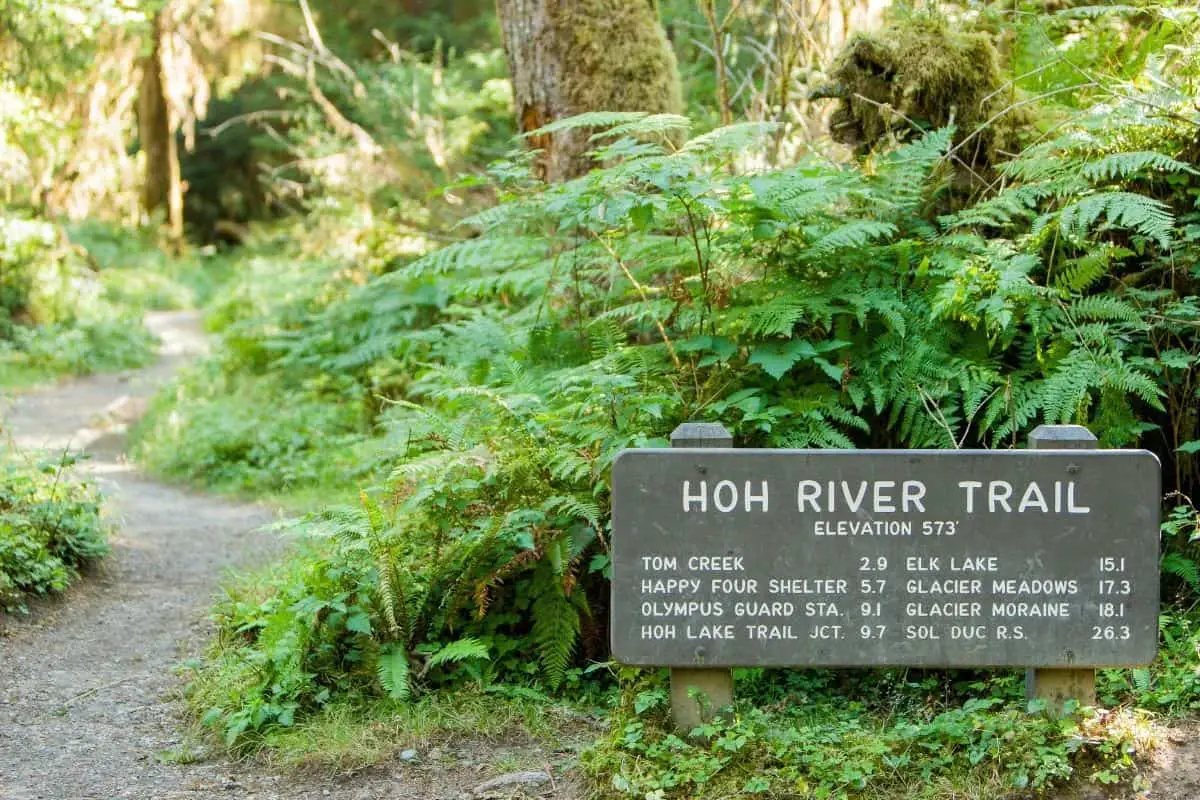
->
[2, 0, 1200, 797]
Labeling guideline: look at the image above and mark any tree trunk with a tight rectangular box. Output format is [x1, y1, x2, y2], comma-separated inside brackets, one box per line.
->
[138, 9, 184, 243]
[496, 0, 683, 182]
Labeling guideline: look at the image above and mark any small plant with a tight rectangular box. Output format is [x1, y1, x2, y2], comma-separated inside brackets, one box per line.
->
[0, 449, 109, 612]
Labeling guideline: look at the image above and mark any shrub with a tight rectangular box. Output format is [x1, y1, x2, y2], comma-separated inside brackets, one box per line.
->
[0, 450, 109, 612]
[0, 214, 157, 383]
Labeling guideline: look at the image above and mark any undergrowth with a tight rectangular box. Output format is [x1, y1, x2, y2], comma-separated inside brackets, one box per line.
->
[0, 215, 162, 387]
[124, 4, 1200, 796]
[0, 449, 108, 613]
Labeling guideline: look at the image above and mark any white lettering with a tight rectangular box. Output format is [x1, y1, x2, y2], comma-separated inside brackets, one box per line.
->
[902, 480, 926, 512]
[1068, 482, 1090, 514]
[713, 480, 738, 512]
[873, 480, 896, 512]
[797, 480, 822, 512]
[1018, 481, 1049, 513]
[841, 481, 868, 512]
[988, 480, 1013, 512]
[959, 480, 983, 512]
[745, 480, 769, 512]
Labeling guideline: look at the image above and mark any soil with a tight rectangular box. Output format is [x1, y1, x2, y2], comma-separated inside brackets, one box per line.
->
[0, 312, 582, 800]
[0, 311, 1194, 799]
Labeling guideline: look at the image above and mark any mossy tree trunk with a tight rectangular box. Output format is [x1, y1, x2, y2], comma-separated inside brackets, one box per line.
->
[138, 8, 184, 244]
[496, 0, 683, 182]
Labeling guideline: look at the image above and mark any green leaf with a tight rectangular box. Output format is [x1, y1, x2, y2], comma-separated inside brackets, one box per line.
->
[346, 612, 372, 635]
[748, 339, 818, 379]
[377, 644, 411, 701]
[634, 689, 667, 713]
[427, 637, 490, 668]
[814, 357, 844, 383]
[678, 335, 737, 362]
[629, 203, 654, 230]
[1177, 441, 1200, 454]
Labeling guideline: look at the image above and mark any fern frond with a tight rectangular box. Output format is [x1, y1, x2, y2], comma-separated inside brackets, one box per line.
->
[589, 113, 691, 141]
[680, 122, 777, 156]
[1058, 192, 1174, 249]
[809, 220, 898, 255]
[1053, 246, 1132, 292]
[1081, 151, 1198, 182]
[376, 644, 412, 701]
[1162, 552, 1200, 593]
[531, 571, 580, 689]
[1067, 296, 1141, 323]
[426, 637, 490, 668]
[525, 111, 650, 136]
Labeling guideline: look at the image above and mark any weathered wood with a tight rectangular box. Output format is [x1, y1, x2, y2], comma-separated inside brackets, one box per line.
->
[670, 666, 734, 732]
[668, 422, 734, 732]
[1026, 424, 1099, 713]
[495, 0, 683, 182]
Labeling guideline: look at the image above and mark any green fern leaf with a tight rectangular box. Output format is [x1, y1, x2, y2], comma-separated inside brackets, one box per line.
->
[427, 637, 490, 668]
[377, 644, 412, 701]
[1162, 553, 1200, 593]
[531, 576, 580, 689]
[1058, 192, 1174, 249]
[1081, 151, 1197, 182]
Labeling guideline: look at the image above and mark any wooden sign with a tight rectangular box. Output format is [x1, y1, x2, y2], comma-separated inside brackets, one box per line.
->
[611, 447, 1160, 668]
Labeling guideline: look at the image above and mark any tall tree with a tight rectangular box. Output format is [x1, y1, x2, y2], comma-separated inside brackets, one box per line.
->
[496, 0, 683, 182]
[138, 7, 184, 243]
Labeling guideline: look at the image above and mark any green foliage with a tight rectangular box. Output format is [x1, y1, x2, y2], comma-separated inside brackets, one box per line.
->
[133, 9, 1200, 784]
[584, 668, 1156, 799]
[1100, 611, 1200, 713]
[0, 215, 157, 384]
[0, 449, 109, 612]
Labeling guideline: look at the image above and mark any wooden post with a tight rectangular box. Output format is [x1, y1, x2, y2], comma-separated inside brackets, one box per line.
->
[1026, 424, 1098, 713]
[668, 422, 735, 731]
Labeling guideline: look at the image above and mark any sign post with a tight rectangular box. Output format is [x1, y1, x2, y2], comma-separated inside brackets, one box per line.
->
[611, 429, 1160, 729]
[1026, 424, 1099, 713]
[668, 422, 735, 731]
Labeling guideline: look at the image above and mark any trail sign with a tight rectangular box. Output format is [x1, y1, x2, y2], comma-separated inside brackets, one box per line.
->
[611, 446, 1160, 668]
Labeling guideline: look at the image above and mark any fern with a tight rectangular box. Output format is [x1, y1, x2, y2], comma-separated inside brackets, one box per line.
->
[426, 637, 490, 668]
[589, 113, 691, 141]
[679, 122, 777, 156]
[1053, 246, 1132, 292]
[531, 565, 582, 689]
[1161, 553, 1200, 594]
[376, 644, 412, 701]
[1058, 192, 1174, 248]
[525, 111, 653, 136]
[810, 220, 898, 255]
[1081, 151, 1197, 182]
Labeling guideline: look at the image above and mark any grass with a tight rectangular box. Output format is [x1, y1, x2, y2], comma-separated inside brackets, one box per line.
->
[183, 679, 599, 773]
[0, 360, 59, 391]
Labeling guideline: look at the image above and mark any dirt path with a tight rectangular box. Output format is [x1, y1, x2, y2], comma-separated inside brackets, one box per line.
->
[2, 312, 1189, 800]
[0, 312, 574, 800]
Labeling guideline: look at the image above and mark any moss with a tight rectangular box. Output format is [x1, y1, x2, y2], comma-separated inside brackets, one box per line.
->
[820, 13, 1019, 167]
[551, 0, 684, 120]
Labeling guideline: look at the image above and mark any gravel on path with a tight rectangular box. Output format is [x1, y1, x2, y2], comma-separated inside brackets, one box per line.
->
[0, 312, 565, 800]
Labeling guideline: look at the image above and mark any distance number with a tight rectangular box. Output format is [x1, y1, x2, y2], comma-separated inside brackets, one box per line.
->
[1092, 625, 1130, 641]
